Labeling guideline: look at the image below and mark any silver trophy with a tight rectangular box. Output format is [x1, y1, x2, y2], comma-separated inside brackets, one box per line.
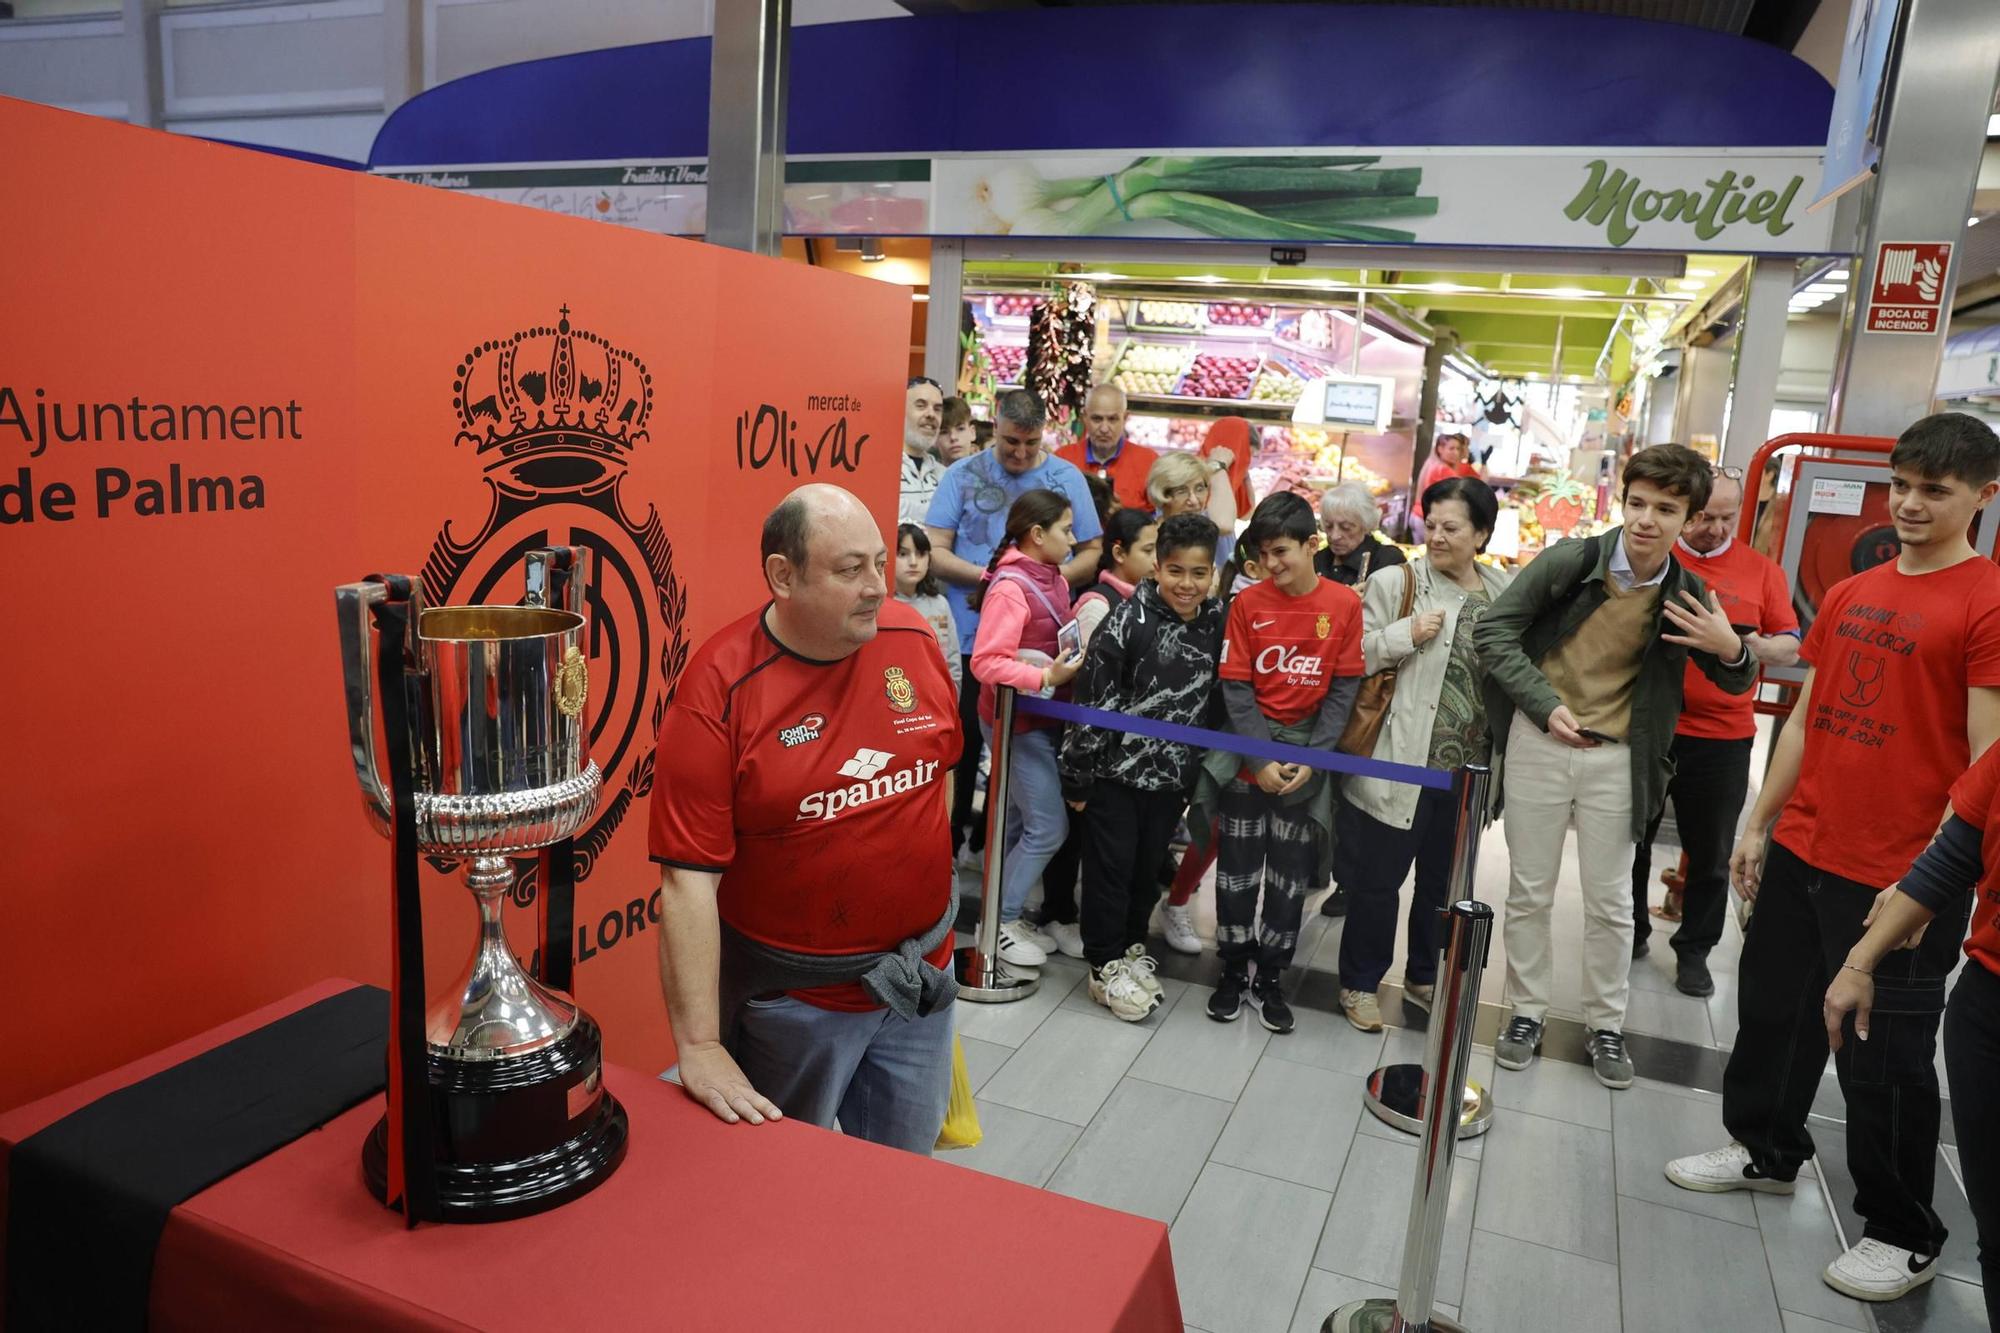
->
[336, 547, 628, 1221]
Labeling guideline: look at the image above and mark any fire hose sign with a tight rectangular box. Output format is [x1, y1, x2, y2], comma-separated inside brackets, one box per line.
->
[1864, 241, 1952, 335]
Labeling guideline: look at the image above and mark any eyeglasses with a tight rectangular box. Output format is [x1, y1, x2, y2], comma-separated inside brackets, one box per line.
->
[1711, 465, 1744, 480]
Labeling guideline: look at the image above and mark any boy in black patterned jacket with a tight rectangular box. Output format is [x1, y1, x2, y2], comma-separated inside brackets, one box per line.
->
[1059, 514, 1225, 1021]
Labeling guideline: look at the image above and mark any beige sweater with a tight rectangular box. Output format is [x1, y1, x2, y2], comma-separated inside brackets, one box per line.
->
[1537, 578, 1660, 741]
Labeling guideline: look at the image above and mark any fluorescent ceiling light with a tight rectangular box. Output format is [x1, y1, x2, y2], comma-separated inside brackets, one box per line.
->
[1804, 284, 1844, 296]
[1687, 267, 1716, 278]
[1188, 275, 1226, 285]
[1675, 279, 1705, 291]
[1543, 286, 1597, 298]
[1823, 269, 1849, 281]
[1989, 113, 2000, 136]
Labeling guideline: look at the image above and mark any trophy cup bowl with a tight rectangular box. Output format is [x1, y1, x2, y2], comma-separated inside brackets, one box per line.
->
[338, 562, 628, 1221]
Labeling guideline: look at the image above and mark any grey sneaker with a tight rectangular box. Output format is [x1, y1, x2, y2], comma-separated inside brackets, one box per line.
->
[1586, 1028, 1635, 1089]
[1494, 1015, 1544, 1070]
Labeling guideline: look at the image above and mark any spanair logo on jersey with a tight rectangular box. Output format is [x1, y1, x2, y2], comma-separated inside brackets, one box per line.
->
[798, 749, 941, 821]
[779, 713, 827, 748]
[423, 305, 689, 906]
[884, 664, 917, 713]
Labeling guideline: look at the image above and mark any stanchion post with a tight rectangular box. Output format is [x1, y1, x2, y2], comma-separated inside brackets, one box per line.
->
[1326, 898, 1493, 1333]
[955, 685, 1038, 1002]
[1363, 764, 1494, 1139]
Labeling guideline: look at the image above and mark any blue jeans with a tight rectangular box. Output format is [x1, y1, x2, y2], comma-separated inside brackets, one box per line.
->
[729, 996, 955, 1156]
[981, 723, 1068, 923]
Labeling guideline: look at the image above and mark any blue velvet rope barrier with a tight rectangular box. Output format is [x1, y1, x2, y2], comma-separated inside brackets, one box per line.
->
[1013, 695, 1455, 792]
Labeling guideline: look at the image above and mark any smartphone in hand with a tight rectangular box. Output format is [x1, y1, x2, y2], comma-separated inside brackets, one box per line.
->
[1056, 619, 1083, 664]
[1576, 727, 1622, 745]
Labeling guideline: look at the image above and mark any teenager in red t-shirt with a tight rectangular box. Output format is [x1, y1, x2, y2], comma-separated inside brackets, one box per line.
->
[650, 485, 961, 1156]
[1629, 470, 1801, 995]
[1827, 738, 2000, 1327]
[1668, 414, 2000, 1301]
[1204, 492, 1364, 1034]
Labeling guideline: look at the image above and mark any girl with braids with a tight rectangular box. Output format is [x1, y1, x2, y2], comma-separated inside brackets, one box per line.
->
[969, 489, 1085, 969]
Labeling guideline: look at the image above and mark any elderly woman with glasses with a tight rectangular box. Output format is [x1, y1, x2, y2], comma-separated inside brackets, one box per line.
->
[1146, 447, 1240, 568]
[1314, 481, 1406, 588]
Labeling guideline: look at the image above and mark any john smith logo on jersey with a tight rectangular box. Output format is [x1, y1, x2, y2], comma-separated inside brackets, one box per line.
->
[779, 713, 828, 747]
[423, 305, 689, 906]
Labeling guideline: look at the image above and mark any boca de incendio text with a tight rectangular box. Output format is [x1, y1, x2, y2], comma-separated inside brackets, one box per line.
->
[0, 385, 300, 521]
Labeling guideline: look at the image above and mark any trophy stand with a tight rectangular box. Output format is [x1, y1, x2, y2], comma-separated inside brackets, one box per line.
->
[338, 547, 628, 1224]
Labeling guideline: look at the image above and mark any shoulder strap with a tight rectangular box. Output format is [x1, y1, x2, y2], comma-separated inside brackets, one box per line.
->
[993, 568, 1066, 624]
[1397, 561, 1417, 618]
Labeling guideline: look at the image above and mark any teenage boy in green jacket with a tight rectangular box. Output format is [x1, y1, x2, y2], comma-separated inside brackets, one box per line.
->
[1473, 444, 1757, 1088]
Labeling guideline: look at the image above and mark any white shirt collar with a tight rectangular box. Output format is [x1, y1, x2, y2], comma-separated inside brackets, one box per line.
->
[1677, 534, 1732, 560]
[1610, 532, 1670, 589]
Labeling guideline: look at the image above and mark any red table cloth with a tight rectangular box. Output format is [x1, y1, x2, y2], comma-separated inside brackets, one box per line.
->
[1, 981, 1181, 1332]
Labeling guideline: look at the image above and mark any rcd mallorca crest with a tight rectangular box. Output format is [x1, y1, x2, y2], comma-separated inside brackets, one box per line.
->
[423, 306, 688, 905]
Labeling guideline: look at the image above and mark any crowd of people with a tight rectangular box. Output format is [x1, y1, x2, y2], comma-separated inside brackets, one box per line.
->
[657, 379, 2000, 1323]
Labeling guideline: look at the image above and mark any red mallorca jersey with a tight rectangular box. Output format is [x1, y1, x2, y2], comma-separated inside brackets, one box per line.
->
[1218, 576, 1365, 724]
[1947, 742, 2000, 979]
[648, 600, 960, 1010]
[1773, 557, 2000, 887]
[1675, 539, 1799, 741]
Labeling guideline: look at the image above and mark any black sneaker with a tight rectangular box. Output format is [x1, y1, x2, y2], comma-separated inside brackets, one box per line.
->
[1207, 967, 1249, 1022]
[1251, 970, 1294, 1034]
[1586, 1028, 1635, 1089]
[1494, 1015, 1544, 1070]
[1632, 936, 1650, 961]
[1319, 887, 1349, 918]
[1675, 953, 1715, 998]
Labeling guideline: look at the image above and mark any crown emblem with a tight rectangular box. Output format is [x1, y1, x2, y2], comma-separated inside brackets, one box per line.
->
[453, 305, 652, 500]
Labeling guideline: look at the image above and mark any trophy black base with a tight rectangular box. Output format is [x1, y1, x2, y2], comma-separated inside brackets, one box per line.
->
[362, 1010, 629, 1223]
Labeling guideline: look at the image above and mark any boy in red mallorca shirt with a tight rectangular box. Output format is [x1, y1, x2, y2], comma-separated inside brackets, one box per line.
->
[1202, 492, 1363, 1034]
[1669, 414, 2000, 1303]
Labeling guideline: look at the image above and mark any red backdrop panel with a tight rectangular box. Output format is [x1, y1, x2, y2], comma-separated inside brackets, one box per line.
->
[0, 97, 906, 1111]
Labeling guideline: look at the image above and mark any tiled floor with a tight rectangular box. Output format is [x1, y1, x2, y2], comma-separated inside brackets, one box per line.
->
[939, 805, 1987, 1333]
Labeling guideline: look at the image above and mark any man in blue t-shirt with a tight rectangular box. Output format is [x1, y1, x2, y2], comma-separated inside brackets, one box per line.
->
[926, 388, 1102, 858]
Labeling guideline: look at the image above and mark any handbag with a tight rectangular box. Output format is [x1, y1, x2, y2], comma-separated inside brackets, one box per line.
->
[1337, 563, 1416, 757]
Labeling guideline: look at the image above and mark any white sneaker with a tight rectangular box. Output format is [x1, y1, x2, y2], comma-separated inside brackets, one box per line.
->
[1665, 1143, 1796, 1196]
[996, 920, 1048, 968]
[1018, 919, 1059, 953]
[1822, 1238, 1937, 1302]
[1161, 903, 1202, 955]
[1090, 960, 1154, 1022]
[1046, 921, 1085, 959]
[1122, 945, 1165, 1005]
[955, 843, 984, 875]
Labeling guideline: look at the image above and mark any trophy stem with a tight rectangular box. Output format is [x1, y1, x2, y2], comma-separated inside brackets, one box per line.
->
[425, 856, 578, 1058]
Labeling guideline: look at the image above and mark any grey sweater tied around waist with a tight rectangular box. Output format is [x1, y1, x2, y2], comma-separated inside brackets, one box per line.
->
[716, 897, 958, 1047]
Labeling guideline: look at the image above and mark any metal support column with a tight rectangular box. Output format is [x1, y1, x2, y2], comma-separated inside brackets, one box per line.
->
[120, 0, 164, 128]
[1721, 260, 1795, 469]
[1827, 0, 2000, 435]
[926, 239, 965, 392]
[1362, 765, 1494, 1140]
[1404, 334, 1450, 539]
[705, 0, 792, 256]
[955, 686, 1037, 1003]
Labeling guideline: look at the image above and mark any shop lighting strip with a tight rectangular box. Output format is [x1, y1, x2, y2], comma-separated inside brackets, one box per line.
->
[964, 277, 1699, 307]
[960, 238, 1690, 281]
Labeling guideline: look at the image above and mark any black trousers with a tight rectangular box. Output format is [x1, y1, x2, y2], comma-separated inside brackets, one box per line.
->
[1041, 818, 1082, 925]
[1723, 840, 1970, 1254]
[950, 654, 984, 853]
[1335, 790, 1453, 994]
[1944, 960, 2000, 1325]
[1079, 780, 1184, 967]
[1630, 734, 1752, 958]
[1215, 780, 1320, 974]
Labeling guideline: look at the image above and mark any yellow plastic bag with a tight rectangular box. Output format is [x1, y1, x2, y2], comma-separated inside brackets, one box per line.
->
[934, 1034, 983, 1149]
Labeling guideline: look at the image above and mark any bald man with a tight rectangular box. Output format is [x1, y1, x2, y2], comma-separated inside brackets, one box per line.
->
[1058, 384, 1159, 512]
[650, 484, 961, 1154]
[1630, 469, 1799, 997]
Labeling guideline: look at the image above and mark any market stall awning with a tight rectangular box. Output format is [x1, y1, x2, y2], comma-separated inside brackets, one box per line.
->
[369, 4, 1832, 169]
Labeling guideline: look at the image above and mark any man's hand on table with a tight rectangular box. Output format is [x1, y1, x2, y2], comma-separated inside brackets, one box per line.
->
[678, 1040, 783, 1126]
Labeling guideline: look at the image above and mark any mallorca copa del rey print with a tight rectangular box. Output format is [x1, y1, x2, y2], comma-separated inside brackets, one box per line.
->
[423, 306, 689, 927]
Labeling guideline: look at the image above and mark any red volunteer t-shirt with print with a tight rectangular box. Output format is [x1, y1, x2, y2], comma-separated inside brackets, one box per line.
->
[1676, 539, 1800, 741]
[648, 600, 960, 1011]
[1772, 556, 2000, 887]
[1218, 576, 1365, 724]
[1945, 742, 2000, 979]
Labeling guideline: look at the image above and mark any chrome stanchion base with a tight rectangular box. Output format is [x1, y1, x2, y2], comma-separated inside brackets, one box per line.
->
[1322, 1296, 1469, 1332]
[953, 945, 1040, 1004]
[1362, 1062, 1494, 1140]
